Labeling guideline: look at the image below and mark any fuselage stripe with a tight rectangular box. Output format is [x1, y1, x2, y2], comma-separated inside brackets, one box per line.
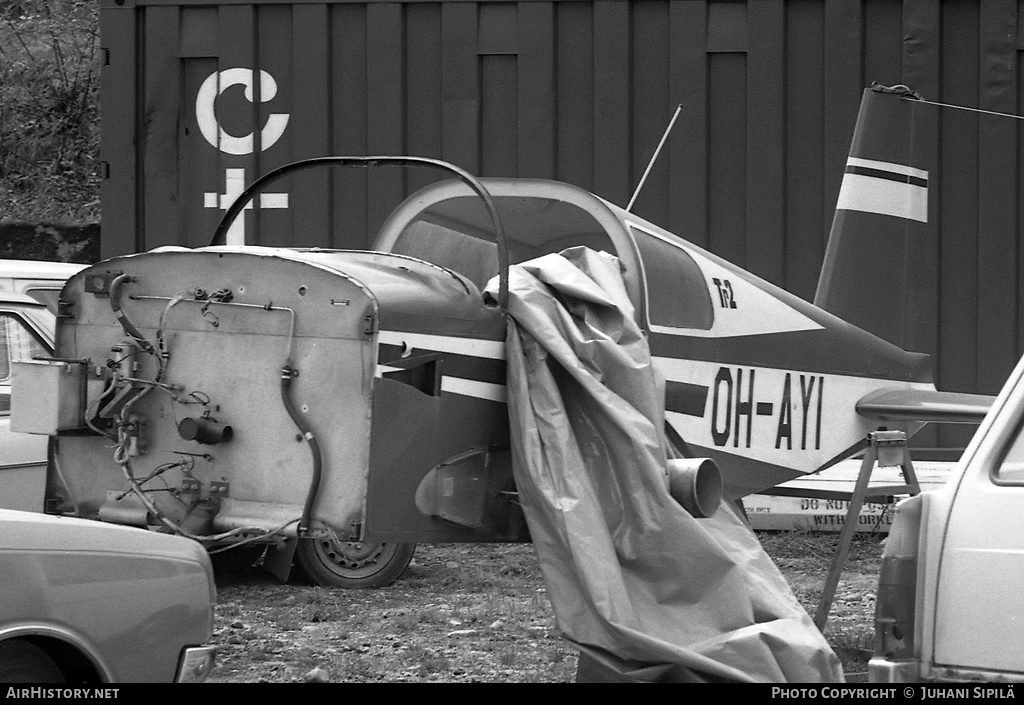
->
[376, 329, 507, 403]
[664, 380, 708, 417]
[377, 364, 507, 403]
[378, 343, 507, 385]
[377, 329, 505, 360]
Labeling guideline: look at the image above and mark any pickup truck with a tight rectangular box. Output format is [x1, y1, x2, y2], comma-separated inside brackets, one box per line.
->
[0, 260, 85, 511]
[870, 352, 1024, 682]
[0, 291, 55, 511]
[0, 258, 86, 313]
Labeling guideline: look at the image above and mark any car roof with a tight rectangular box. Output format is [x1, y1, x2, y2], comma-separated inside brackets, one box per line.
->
[0, 258, 87, 280]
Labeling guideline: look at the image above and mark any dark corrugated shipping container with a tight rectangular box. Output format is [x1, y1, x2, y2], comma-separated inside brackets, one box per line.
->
[99, 0, 1024, 451]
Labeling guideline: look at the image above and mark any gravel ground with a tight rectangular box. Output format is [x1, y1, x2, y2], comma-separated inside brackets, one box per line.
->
[206, 531, 883, 683]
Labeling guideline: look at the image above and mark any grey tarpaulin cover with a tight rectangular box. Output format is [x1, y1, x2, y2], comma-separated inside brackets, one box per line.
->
[485, 247, 843, 683]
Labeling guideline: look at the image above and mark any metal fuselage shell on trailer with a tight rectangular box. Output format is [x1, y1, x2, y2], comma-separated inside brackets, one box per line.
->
[48, 247, 506, 546]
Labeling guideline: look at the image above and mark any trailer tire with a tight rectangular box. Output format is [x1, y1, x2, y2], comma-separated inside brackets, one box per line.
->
[295, 537, 415, 588]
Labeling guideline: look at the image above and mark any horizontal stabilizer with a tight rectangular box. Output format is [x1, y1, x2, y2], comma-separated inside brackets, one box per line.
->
[856, 388, 994, 424]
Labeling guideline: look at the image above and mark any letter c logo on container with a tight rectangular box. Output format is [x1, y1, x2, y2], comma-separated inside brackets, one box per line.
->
[195, 68, 290, 155]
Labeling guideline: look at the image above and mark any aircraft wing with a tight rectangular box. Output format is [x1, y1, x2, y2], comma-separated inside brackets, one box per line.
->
[856, 388, 995, 424]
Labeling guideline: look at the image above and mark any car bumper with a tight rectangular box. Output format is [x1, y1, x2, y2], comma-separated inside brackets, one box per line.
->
[869, 656, 919, 683]
[176, 645, 216, 683]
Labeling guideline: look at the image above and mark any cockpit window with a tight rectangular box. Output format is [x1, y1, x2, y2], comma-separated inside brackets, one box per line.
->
[392, 220, 500, 290]
[390, 195, 617, 290]
[631, 228, 714, 331]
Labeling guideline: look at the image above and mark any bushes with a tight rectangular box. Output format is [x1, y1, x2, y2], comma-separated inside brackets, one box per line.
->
[0, 0, 100, 224]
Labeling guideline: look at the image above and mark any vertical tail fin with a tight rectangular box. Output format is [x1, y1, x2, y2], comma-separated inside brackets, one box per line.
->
[814, 85, 932, 352]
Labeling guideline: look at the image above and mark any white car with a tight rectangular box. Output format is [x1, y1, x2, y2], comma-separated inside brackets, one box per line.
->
[0, 291, 55, 512]
[871, 351, 1024, 682]
[0, 508, 216, 683]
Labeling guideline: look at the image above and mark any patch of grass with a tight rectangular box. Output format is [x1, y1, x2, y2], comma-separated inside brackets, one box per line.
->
[423, 543, 544, 591]
[759, 529, 883, 680]
[759, 528, 839, 565]
[337, 653, 378, 681]
[264, 607, 303, 631]
[303, 586, 342, 622]
[410, 605, 447, 626]
[497, 646, 518, 667]
[0, 1, 100, 223]
[389, 611, 421, 633]
[827, 625, 876, 680]
[401, 644, 450, 674]
[210, 538, 881, 683]
[246, 644, 273, 663]
[419, 652, 451, 674]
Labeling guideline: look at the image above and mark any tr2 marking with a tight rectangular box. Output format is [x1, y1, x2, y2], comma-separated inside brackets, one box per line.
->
[712, 278, 737, 309]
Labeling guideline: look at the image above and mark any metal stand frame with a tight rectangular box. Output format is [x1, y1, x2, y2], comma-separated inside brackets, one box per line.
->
[811, 430, 920, 631]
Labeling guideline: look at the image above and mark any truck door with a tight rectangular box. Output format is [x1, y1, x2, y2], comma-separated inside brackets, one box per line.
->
[931, 398, 1024, 676]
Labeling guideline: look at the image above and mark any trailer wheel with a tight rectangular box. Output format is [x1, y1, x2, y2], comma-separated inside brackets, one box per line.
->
[295, 537, 415, 588]
[0, 640, 65, 683]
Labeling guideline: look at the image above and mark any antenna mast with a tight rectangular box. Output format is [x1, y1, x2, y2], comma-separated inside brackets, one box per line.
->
[627, 104, 683, 212]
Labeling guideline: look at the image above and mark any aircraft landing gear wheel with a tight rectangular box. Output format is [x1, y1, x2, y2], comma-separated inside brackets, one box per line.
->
[295, 535, 415, 588]
[0, 640, 65, 683]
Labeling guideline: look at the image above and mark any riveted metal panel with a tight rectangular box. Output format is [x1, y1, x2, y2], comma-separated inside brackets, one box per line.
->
[668, 0, 707, 249]
[98, 3, 137, 259]
[631, 1, 671, 220]
[331, 3, 370, 248]
[939, 0, 982, 450]
[893, 0, 942, 451]
[291, 3, 332, 247]
[100, 0, 1024, 453]
[555, 1, 594, 191]
[746, 0, 785, 285]
[594, 1, 631, 206]
[784, 0, 826, 300]
[407, 3, 444, 194]
[516, 2, 555, 178]
[977, 0, 1019, 398]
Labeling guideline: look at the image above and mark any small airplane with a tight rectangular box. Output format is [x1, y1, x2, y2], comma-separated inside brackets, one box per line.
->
[13, 84, 993, 588]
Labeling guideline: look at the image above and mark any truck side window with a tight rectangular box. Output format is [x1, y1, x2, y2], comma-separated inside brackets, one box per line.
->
[24, 287, 61, 314]
[994, 419, 1024, 484]
[631, 228, 714, 331]
[0, 313, 48, 413]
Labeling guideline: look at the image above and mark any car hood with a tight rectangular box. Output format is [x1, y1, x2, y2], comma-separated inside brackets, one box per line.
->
[0, 509, 209, 562]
